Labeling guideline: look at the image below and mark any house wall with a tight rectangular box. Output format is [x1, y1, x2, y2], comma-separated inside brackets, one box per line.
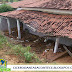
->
[0, 18, 17, 31]
[46, 37, 72, 46]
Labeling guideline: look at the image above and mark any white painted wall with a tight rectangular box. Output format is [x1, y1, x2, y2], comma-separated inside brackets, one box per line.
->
[0, 18, 17, 31]
[47, 37, 72, 46]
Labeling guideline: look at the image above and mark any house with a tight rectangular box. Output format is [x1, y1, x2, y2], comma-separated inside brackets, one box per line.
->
[0, 0, 72, 53]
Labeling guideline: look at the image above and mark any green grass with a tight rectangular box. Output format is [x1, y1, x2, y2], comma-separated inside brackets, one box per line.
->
[0, 4, 14, 13]
[10, 45, 31, 56]
[0, 33, 40, 63]
[24, 51, 34, 63]
[10, 45, 40, 63]
[0, 33, 13, 49]
[0, 34, 8, 49]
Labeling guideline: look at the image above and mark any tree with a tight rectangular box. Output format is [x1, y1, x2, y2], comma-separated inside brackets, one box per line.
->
[0, 4, 14, 13]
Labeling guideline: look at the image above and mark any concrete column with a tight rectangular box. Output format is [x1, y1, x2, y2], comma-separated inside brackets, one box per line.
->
[0, 18, 2, 30]
[0, 18, 1, 23]
[17, 19, 21, 39]
[7, 18, 11, 35]
[54, 37, 59, 53]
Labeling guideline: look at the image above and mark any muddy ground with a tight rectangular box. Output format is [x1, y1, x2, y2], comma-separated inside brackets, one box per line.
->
[1, 27, 72, 64]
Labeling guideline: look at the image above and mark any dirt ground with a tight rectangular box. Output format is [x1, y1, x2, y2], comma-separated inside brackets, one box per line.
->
[1, 27, 72, 64]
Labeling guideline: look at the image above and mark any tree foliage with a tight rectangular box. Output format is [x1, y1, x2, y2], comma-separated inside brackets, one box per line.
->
[0, 4, 14, 13]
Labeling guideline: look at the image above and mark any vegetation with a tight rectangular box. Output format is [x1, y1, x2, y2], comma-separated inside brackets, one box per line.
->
[0, 33, 40, 63]
[11, 45, 40, 63]
[0, 4, 14, 13]
[0, 34, 7, 49]
[0, 34, 12, 49]
[24, 52, 34, 63]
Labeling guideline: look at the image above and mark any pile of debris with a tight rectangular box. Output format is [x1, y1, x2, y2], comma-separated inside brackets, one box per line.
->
[4, 27, 72, 63]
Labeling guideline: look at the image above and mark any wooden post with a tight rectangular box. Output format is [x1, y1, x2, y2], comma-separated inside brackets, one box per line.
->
[7, 18, 11, 35]
[54, 37, 59, 53]
[63, 45, 72, 57]
[17, 19, 21, 39]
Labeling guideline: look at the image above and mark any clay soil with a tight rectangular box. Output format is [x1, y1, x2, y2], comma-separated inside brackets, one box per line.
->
[2, 27, 72, 64]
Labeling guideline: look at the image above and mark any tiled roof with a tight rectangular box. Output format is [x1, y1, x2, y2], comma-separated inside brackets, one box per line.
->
[10, 0, 44, 8]
[0, 10, 72, 38]
[37, 0, 72, 10]
[10, 0, 72, 10]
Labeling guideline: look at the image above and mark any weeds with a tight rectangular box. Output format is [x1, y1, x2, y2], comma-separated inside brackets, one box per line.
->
[0, 34, 12, 50]
[10, 45, 40, 63]
[0, 34, 7, 49]
[24, 52, 34, 63]
[0, 33, 40, 63]
[26, 46, 31, 52]
[11, 45, 31, 56]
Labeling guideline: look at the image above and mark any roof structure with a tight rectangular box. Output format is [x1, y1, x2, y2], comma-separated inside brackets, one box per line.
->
[0, 10, 72, 38]
[10, 0, 72, 10]
[10, 0, 44, 8]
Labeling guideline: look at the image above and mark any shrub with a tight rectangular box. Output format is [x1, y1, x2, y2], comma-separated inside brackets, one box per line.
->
[25, 46, 31, 52]
[0, 4, 14, 13]
[24, 52, 34, 63]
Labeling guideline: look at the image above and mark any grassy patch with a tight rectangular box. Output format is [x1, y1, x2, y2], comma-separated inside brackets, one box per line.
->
[24, 51, 34, 63]
[0, 34, 7, 49]
[0, 34, 12, 50]
[10, 45, 40, 63]
[0, 33, 40, 63]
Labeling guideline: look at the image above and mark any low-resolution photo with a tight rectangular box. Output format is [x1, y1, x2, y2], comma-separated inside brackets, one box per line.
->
[0, 0, 72, 72]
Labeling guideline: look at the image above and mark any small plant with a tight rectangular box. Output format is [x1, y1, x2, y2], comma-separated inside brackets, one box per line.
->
[11, 45, 25, 56]
[12, 45, 21, 55]
[0, 4, 14, 13]
[0, 34, 7, 49]
[11, 45, 31, 56]
[26, 46, 31, 52]
[24, 51, 34, 63]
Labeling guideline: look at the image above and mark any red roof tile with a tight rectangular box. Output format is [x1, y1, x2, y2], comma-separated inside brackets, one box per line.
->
[10, 0, 44, 8]
[10, 0, 72, 10]
[38, 0, 72, 10]
[0, 10, 72, 38]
